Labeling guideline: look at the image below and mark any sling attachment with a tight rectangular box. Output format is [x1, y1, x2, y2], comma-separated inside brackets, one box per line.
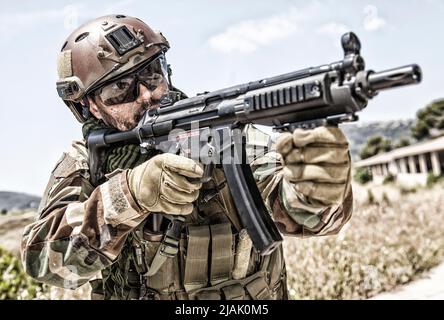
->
[145, 215, 185, 277]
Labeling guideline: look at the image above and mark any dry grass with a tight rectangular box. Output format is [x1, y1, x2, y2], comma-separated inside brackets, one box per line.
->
[284, 185, 444, 300]
[2, 185, 444, 300]
[36, 284, 90, 300]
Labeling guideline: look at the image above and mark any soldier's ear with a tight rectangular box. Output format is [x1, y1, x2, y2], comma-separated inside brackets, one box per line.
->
[87, 96, 103, 120]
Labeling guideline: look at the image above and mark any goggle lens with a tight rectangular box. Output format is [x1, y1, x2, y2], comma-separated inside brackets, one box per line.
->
[95, 55, 169, 106]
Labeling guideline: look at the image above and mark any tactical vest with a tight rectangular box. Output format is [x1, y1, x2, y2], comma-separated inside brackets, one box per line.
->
[90, 166, 288, 300]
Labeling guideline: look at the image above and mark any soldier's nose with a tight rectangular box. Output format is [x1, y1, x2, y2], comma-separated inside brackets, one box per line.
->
[138, 83, 152, 101]
[136, 83, 153, 105]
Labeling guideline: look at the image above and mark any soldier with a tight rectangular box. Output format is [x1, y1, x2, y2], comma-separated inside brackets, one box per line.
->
[21, 15, 353, 300]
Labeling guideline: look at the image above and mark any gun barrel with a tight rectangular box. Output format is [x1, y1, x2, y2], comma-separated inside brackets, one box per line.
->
[368, 64, 422, 92]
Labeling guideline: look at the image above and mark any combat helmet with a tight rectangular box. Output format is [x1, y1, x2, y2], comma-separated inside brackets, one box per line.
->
[56, 14, 170, 122]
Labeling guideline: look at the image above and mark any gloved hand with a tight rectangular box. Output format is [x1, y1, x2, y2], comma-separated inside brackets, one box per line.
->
[127, 153, 203, 215]
[276, 126, 351, 210]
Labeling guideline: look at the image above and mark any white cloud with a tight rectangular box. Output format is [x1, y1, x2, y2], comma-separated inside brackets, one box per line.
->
[317, 22, 349, 37]
[0, 9, 63, 26]
[316, 22, 350, 48]
[363, 5, 386, 31]
[104, 0, 137, 15]
[0, 4, 85, 37]
[63, 5, 80, 30]
[207, 7, 304, 54]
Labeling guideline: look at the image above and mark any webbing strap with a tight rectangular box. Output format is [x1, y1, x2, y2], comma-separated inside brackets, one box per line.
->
[184, 225, 211, 292]
[145, 216, 184, 277]
[210, 223, 233, 286]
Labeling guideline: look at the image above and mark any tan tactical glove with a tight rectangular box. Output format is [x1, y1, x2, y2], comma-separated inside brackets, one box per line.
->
[276, 126, 351, 215]
[127, 153, 203, 215]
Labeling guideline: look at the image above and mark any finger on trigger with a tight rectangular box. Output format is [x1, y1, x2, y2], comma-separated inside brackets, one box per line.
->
[160, 154, 204, 178]
[163, 170, 202, 192]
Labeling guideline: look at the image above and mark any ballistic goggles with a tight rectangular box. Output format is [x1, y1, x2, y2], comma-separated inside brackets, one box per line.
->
[92, 54, 170, 106]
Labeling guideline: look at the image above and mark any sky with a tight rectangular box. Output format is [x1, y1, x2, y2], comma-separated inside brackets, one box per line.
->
[0, 0, 443, 196]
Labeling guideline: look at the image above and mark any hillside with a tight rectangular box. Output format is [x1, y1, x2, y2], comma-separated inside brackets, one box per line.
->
[0, 192, 40, 214]
[340, 119, 415, 161]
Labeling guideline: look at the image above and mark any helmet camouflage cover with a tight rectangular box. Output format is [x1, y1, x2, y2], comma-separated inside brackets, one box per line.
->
[56, 14, 170, 122]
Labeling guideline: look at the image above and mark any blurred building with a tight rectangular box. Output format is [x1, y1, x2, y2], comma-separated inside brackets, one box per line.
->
[354, 136, 444, 187]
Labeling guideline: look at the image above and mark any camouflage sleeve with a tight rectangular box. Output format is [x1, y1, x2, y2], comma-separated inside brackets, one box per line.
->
[251, 151, 353, 237]
[21, 140, 146, 289]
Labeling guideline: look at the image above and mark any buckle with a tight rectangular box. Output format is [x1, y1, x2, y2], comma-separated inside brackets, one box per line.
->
[144, 215, 185, 277]
[157, 215, 184, 258]
[159, 235, 180, 258]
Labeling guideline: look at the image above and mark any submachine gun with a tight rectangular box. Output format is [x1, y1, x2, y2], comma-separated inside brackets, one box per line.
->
[88, 32, 422, 256]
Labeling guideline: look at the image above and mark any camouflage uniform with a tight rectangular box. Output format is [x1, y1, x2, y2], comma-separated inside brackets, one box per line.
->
[21, 128, 353, 300]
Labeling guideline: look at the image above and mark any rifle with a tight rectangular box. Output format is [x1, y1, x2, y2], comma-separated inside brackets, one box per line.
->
[88, 32, 422, 256]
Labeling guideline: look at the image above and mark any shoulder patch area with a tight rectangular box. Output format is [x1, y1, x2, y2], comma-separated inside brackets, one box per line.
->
[52, 153, 76, 178]
[71, 140, 88, 160]
[52, 140, 89, 178]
